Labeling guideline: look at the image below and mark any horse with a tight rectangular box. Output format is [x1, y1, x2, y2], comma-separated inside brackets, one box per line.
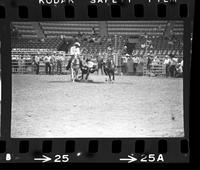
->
[70, 56, 82, 82]
[103, 58, 116, 82]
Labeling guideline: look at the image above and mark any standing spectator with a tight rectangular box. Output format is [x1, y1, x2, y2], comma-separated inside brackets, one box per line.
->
[121, 55, 125, 74]
[122, 45, 127, 55]
[135, 55, 140, 75]
[169, 55, 178, 77]
[175, 58, 183, 77]
[151, 56, 160, 76]
[18, 56, 22, 74]
[18, 56, 25, 74]
[127, 55, 134, 75]
[163, 55, 171, 77]
[57, 55, 63, 75]
[146, 54, 153, 76]
[124, 54, 128, 74]
[44, 54, 51, 75]
[50, 55, 56, 75]
[132, 55, 140, 75]
[34, 53, 40, 75]
[137, 55, 144, 76]
[152, 56, 160, 66]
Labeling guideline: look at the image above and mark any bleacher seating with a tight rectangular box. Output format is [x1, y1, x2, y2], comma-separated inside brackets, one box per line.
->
[40, 21, 100, 38]
[12, 22, 37, 38]
[107, 21, 183, 36]
[11, 38, 64, 50]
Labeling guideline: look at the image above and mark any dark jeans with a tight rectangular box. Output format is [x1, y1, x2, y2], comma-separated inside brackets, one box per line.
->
[147, 64, 151, 73]
[121, 64, 127, 74]
[169, 65, 176, 77]
[133, 63, 138, 75]
[35, 63, 40, 75]
[165, 64, 170, 77]
[57, 62, 62, 74]
[45, 62, 51, 75]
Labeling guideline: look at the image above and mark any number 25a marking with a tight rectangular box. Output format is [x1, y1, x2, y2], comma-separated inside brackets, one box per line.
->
[54, 155, 69, 163]
[140, 154, 164, 162]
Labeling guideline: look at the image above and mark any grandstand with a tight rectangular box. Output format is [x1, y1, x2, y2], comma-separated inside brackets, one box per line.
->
[11, 21, 184, 75]
[11, 21, 183, 52]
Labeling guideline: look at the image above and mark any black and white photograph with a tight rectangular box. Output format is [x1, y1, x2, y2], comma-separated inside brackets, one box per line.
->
[11, 21, 184, 138]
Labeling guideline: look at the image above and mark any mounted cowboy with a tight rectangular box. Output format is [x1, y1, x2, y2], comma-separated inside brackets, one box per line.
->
[68, 42, 82, 82]
[103, 52, 116, 82]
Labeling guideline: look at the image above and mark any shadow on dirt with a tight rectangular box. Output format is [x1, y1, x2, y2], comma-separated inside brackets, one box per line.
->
[48, 80, 106, 84]
[47, 81, 72, 83]
[47, 80, 133, 85]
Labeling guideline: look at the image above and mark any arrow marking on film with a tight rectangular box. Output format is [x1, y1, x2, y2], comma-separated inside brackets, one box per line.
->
[34, 155, 51, 163]
[119, 155, 137, 163]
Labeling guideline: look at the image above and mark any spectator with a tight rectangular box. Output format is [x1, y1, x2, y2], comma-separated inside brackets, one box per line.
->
[152, 56, 160, 66]
[137, 55, 144, 76]
[44, 54, 51, 75]
[57, 55, 64, 75]
[34, 53, 40, 75]
[122, 54, 128, 74]
[18, 56, 23, 74]
[50, 55, 56, 75]
[163, 55, 171, 77]
[169, 54, 178, 77]
[127, 55, 134, 75]
[175, 58, 183, 77]
[146, 54, 153, 76]
[132, 55, 140, 75]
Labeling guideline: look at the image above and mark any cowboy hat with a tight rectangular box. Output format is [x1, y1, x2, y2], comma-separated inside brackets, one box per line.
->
[74, 42, 80, 46]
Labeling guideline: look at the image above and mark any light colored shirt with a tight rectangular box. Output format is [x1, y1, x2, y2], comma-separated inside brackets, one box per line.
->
[163, 58, 171, 65]
[152, 58, 160, 65]
[132, 57, 140, 64]
[35, 55, 40, 63]
[44, 56, 50, 63]
[171, 58, 178, 65]
[70, 46, 80, 56]
[180, 60, 183, 67]
[123, 57, 128, 63]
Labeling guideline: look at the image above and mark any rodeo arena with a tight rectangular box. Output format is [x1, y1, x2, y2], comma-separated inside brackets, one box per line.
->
[11, 21, 184, 138]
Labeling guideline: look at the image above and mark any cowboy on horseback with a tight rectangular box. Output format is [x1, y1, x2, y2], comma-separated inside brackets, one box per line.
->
[103, 53, 116, 82]
[69, 42, 81, 82]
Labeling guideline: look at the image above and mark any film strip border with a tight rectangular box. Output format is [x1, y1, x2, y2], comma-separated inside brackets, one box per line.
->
[0, 0, 193, 20]
[0, 139, 189, 163]
[0, 0, 194, 163]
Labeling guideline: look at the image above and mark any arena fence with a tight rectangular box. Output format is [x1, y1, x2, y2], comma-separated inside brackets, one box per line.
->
[11, 56, 169, 76]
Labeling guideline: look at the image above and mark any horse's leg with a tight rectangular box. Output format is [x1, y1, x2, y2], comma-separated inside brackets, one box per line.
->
[113, 71, 115, 81]
[86, 73, 89, 80]
[71, 68, 74, 82]
[108, 72, 111, 82]
[85, 69, 90, 80]
[103, 66, 107, 75]
[75, 69, 78, 80]
[81, 70, 84, 80]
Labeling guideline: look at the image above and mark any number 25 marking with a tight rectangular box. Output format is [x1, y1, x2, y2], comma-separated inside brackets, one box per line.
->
[54, 155, 69, 163]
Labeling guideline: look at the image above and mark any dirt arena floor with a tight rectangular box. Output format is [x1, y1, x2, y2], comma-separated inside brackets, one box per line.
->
[11, 74, 184, 138]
